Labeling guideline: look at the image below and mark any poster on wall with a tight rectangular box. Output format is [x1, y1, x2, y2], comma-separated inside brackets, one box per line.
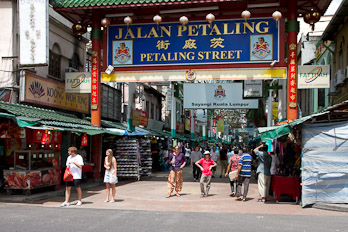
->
[184, 83, 258, 109]
[108, 18, 279, 67]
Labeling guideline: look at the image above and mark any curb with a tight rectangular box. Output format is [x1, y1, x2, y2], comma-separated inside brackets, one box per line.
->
[0, 181, 103, 204]
[313, 203, 348, 213]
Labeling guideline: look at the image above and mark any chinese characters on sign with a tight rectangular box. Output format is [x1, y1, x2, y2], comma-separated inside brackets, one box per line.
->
[91, 53, 98, 110]
[288, 44, 297, 108]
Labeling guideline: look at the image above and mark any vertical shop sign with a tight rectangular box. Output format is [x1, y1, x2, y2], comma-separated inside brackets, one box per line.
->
[289, 44, 297, 108]
[91, 54, 98, 110]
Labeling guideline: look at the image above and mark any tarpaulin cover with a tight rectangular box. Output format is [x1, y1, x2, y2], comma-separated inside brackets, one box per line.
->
[301, 121, 348, 207]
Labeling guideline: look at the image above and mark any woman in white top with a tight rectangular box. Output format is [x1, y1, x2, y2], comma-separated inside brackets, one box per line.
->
[104, 149, 117, 202]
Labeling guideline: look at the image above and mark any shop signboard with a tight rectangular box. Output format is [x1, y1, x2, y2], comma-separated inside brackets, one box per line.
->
[184, 83, 258, 109]
[20, 72, 90, 113]
[108, 18, 279, 67]
[166, 88, 172, 110]
[243, 80, 263, 98]
[65, 72, 91, 93]
[288, 44, 297, 108]
[176, 122, 185, 133]
[272, 102, 279, 120]
[132, 110, 140, 127]
[297, 65, 330, 89]
[91, 54, 99, 110]
[217, 119, 224, 133]
[19, 0, 48, 66]
[139, 110, 148, 126]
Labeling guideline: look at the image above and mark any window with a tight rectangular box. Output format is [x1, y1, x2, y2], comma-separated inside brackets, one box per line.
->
[338, 39, 344, 69]
[48, 44, 61, 79]
[69, 53, 80, 70]
[151, 103, 154, 119]
[318, 88, 325, 107]
[146, 101, 149, 114]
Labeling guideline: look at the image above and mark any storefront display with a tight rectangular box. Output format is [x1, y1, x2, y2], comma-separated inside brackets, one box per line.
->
[115, 138, 141, 180]
[139, 138, 152, 176]
[3, 150, 60, 195]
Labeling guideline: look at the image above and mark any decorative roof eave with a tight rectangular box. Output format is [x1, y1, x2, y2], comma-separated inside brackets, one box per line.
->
[53, 0, 228, 11]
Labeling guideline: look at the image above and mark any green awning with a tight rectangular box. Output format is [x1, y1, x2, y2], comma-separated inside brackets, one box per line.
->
[258, 124, 292, 142]
[258, 111, 329, 142]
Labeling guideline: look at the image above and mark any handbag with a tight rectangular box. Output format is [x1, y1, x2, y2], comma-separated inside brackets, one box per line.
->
[228, 170, 238, 181]
[63, 167, 73, 181]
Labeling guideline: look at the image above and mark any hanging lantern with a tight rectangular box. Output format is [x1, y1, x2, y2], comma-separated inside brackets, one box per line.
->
[206, 13, 215, 24]
[272, 10, 282, 21]
[304, 11, 321, 30]
[72, 22, 87, 36]
[179, 16, 189, 25]
[272, 10, 282, 28]
[124, 16, 133, 25]
[101, 18, 110, 27]
[41, 130, 51, 145]
[81, 133, 88, 146]
[153, 15, 162, 25]
[241, 10, 251, 21]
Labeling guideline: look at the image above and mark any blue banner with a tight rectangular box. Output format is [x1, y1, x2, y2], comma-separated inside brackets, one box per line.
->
[108, 18, 279, 67]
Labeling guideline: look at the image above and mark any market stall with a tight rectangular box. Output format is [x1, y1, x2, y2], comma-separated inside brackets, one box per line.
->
[4, 149, 60, 195]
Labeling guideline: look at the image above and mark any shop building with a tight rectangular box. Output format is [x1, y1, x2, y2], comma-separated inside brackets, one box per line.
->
[322, 0, 348, 105]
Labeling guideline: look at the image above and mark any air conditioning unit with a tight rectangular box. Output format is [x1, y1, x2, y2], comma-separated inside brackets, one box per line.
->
[335, 69, 345, 86]
[64, 67, 78, 73]
[329, 78, 337, 94]
[345, 65, 348, 78]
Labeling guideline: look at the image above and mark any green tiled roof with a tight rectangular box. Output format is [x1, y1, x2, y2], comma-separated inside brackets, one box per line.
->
[0, 101, 91, 126]
[54, 0, 191, 8]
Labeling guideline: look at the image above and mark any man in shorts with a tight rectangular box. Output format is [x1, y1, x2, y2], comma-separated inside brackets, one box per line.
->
[61, 146, 84, 207]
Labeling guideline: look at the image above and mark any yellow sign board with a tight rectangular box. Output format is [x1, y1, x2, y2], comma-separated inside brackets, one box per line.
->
[101, 68, 287, 83]
[272, 102, 279, 120]
[23, 72, 90, 113]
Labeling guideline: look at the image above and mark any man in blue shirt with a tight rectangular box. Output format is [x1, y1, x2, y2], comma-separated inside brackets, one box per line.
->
[235, 147, 252, 201]
[254, 143, 272, 202]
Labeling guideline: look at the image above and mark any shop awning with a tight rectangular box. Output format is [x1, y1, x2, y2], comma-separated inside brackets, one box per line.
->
[258, 112, 329, 142]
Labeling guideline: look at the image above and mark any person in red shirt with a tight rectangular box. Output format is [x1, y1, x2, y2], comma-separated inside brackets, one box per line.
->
[195, 151, 217, 198]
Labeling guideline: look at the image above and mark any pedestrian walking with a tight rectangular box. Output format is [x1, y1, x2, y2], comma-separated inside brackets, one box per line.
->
[61, 146, 84, 207]
[254, 144, 272, 202]
[167, 146, 187, 198]
[104, 149, 117, 203]
[225, 149, 239, 197]
[219, 145, 228, 178]
[235, 147, 253, 202]
[195, 151, 217, 197]
[210, 146, 219, 177]
[190, 146, 202, 181]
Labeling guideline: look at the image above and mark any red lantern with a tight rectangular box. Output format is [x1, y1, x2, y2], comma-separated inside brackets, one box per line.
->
[304, 11, 321, 30]
[72, 23, 87, 36]
[81, 133, 88, 146]
[41, 130, 50, 145]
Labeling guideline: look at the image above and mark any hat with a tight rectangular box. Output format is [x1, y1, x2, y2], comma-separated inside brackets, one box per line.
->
[204, 151, 210, 156]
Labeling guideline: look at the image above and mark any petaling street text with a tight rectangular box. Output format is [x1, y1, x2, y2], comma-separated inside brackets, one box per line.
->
[140, 50, 242, 62]
[115, 21, 270, 40]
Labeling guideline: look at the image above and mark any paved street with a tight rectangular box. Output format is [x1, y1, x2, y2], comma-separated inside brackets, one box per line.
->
[0, 168, 347, 231]
[0, 204, 347, 232]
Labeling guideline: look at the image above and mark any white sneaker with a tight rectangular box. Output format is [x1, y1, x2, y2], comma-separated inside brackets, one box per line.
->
[76, 200, 82, 206]
[60, 202, 69, 207]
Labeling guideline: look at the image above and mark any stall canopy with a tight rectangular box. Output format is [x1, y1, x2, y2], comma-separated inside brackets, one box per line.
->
[301, 121, 348, 207]
[258, 112, 328, 142]
[0, 101, 112, 135]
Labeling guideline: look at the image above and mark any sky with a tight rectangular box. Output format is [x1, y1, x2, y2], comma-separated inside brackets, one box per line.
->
[325, 0, 343, 15]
